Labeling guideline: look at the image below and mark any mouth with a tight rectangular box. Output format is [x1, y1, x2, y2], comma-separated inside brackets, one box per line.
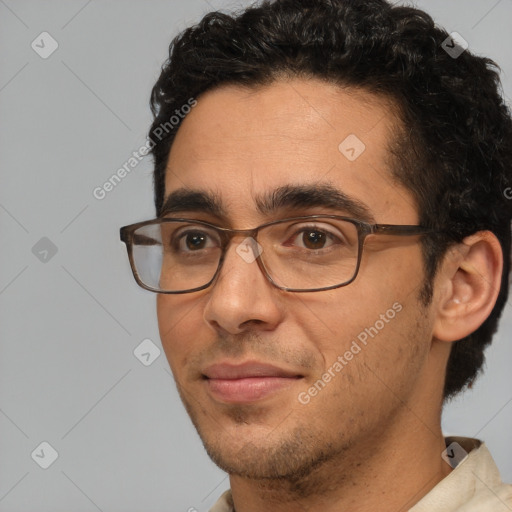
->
[202, 361, 304, 403]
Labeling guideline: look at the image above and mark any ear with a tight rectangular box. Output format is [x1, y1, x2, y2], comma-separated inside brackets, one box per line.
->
[432, 231, 503, 343]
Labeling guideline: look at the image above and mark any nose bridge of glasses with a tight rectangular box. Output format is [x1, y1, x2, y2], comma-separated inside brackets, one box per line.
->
[217, 226, 261, 251]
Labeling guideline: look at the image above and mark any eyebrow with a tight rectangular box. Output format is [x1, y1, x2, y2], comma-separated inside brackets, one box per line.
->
[160, 184, 376, 224]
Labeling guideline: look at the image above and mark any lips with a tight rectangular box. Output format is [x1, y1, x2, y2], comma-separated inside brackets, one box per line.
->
[203, 362, 302, 379]
[202, 361, 303, 403]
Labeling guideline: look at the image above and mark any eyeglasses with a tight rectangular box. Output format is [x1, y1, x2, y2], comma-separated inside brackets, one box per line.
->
[119, 215, 434, 294]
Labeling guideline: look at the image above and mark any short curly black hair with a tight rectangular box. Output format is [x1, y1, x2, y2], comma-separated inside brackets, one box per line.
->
[148, 0, 512, 400]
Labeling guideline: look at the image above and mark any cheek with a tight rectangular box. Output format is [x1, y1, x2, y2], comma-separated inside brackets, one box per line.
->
[288, 287, 398, 353]
[301, 303, 429, 427]
[359, 243, 425, 293]
[156, 294, 208, 371]
[289, 262, 427, 388]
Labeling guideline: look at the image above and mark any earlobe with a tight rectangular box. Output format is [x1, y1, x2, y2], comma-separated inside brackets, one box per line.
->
[432, 231, 503, 343]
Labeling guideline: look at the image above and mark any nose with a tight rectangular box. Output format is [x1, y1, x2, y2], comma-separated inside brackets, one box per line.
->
[203, 237, 284, 335]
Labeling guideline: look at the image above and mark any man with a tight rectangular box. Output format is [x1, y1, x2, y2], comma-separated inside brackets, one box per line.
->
[120, 0, 512, 509]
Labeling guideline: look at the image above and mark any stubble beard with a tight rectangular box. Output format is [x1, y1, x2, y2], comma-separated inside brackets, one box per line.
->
[177, 387, 356, 499]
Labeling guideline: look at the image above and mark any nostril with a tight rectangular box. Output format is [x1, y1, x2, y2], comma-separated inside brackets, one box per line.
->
[240, 319, 265, 328]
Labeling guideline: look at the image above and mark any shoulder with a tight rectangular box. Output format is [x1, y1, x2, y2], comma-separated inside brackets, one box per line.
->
[209, 489, 234, 512]
[411, 437, 512, 512]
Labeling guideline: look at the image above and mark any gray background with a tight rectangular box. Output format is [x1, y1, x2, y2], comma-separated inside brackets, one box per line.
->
[1, 0, 511, 510]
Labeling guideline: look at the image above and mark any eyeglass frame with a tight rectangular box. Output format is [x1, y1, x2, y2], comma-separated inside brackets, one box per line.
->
[119, 215, 436, 294]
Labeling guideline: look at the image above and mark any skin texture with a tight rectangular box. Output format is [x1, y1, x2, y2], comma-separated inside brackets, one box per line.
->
[156, 78, 502, 511]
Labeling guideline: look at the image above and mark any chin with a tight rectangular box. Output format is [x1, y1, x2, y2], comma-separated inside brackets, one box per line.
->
[197, 418, 344, 482]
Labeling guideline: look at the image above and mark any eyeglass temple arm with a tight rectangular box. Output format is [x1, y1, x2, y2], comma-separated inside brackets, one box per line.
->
[371, 224, 434, 236]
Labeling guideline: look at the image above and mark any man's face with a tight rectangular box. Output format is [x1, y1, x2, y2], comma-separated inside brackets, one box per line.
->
[157, 79, 438, 480]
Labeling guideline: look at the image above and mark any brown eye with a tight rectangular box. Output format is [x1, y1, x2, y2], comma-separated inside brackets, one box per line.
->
[184, 232, 208, 251]
[287, 226, 340, 251]
[302, 230, 327, 249]
[170, 227, 220, 253]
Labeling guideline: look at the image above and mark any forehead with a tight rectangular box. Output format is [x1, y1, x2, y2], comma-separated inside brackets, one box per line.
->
[164, 78, 418, 225]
